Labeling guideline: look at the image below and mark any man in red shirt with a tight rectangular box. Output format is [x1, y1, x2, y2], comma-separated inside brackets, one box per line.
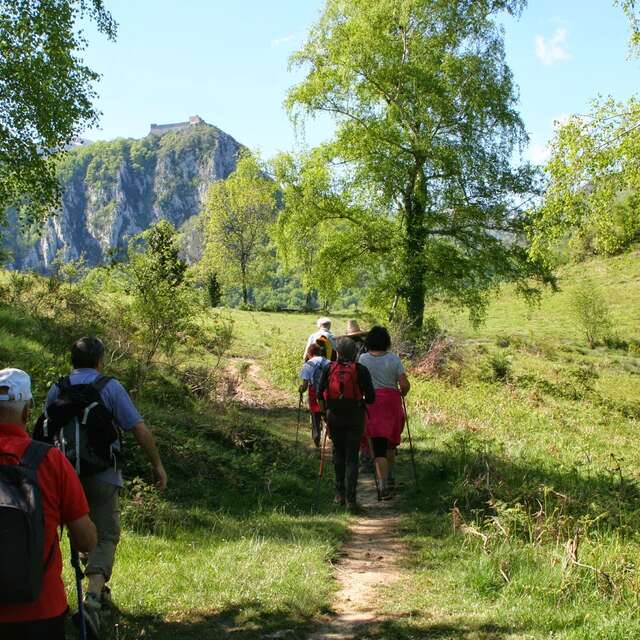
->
[0, 368, 97, 640]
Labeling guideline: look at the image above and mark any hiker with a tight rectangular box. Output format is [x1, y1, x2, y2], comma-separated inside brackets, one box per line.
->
[303, 317, 336, 361]
[344, 319, 368, 359]
[359, 326, 410, 500]
[40, 337, 167, 636]
[299, 342, 330, 447]
[0, 368, 97, 640]
[318, 337, 375, 511]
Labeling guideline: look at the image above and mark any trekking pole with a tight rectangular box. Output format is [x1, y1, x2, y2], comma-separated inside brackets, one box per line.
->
[366, 437, 382, 502]
[296, 392, 303, 446]
[71, 548, 88, 640]
[314, 424, 329, 510]
[402, 395, 419, 489]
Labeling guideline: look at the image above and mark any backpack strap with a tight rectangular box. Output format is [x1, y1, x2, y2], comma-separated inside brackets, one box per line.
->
[56, 376, 71, 390]
[20, 440, 51, 470]
[91, 375, 113, 393]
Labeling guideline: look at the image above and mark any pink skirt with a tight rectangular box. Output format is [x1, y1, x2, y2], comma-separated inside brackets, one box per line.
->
[365, 388, 405, 447]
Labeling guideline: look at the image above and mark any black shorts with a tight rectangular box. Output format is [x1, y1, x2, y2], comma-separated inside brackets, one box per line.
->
[371, 437, 397, 458]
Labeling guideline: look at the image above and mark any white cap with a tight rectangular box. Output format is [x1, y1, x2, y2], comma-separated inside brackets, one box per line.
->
[317, 317, 331, 328]
[0, 368, 33, 402]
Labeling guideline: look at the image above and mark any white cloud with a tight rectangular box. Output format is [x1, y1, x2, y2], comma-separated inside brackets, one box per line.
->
[534, 28, 571, 66]
[271, 33, 297, 48]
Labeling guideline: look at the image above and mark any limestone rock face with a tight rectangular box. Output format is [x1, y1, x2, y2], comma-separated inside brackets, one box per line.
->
[7, 124, 242, 270]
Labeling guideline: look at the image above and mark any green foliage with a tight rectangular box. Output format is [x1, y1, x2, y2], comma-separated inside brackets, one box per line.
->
[487, 351, 512, 382]
[531, 99, 640, 264]
[0, 0, 116, 226]
[206, 271, 223, 307]
[122, 220, 199, 381]
[570, 279, 613, 348]
[278, 0, 551, 331]
[204, 153, 277, 305]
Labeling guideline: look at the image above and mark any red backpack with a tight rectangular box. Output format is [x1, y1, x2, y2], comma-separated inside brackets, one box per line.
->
[324, 362, 362, 407]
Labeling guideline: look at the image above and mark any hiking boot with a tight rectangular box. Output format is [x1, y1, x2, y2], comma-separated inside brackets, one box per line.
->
[334, 494, 346, 506]
[81, 592, 102, 638]
[101, 585, 113, 608]
[380, 487, 393, 500]
[346, 501, 365, 514]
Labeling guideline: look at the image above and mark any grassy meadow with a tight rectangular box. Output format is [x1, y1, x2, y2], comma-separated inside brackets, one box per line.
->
[366, 251, 640, 639]
[0, 249, 638, 639]
[0, 272, 350, 640]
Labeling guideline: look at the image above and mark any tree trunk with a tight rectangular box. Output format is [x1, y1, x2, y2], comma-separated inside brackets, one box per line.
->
[403, 191, 427, 333]
[241, 263, 248, 305]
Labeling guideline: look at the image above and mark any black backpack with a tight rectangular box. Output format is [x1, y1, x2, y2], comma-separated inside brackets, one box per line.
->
[33, 375, 120, 477]
[0, 440, 53, 603]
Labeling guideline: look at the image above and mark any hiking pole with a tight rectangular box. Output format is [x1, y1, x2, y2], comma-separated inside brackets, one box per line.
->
[71, 548, 88, 640]
[296, 391, 303, 446]
[314, 423, 329, 511]
[402, 395, 418, 489]
[366, 437, 382, 501]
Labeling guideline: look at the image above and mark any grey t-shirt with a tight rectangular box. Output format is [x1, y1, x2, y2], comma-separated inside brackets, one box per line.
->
[358, 352, 405, 390]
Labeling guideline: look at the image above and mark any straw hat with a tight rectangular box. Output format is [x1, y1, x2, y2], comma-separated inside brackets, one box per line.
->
[345, 320, 367, 338]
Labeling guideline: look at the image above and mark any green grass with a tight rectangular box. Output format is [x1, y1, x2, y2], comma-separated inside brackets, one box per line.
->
[0, 277, 350, 640]
[361, 251, 640, 639]
[435, 250, 640, 345]
[2, 250, 639, 639]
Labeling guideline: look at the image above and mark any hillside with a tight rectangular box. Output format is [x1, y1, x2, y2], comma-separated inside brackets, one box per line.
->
[4, 121, 243, 271]
[0, 251, 639, 639]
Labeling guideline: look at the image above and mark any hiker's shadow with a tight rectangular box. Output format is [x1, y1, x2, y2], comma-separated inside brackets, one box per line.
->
[87, 602, 316, 640]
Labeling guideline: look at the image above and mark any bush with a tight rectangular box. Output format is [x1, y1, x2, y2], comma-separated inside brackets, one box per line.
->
[487, 352, 512, 383]
[413, 335, 465, 384]
[570, 280, 613, 348]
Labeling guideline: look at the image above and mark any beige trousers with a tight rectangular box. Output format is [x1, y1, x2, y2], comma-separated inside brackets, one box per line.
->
[80, 476, 121, 581]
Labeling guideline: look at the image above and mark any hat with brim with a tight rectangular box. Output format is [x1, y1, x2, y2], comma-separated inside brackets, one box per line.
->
[0, 368, 32, 402]
[344, 320, 367, 338]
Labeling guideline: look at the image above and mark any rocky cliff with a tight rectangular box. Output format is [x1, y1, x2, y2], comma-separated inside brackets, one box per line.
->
[6, 123, 243, 270]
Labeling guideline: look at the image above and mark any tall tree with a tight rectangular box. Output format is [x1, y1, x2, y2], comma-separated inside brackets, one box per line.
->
[124, 220, 194, 381]
[0, 0, 116, 226]
[277, 0, 552, 331]
[204, 153, 277, 305]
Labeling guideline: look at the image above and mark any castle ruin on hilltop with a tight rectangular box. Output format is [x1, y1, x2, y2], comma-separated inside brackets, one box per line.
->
[149, 115, 204, 135]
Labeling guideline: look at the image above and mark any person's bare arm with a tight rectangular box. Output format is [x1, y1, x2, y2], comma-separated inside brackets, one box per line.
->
[398, 373, 411, 397]
[67, 515, 97, 553]
[132, 421, 167, 489]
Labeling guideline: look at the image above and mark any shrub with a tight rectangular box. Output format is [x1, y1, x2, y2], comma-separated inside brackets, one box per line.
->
[207, 272, 222, 307]
[570, 280, 613, 348]
[487, 352, 512, 383]
[413, 335, 465, 384]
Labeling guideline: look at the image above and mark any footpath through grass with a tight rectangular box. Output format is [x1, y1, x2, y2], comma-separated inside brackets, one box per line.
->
[0, 290, 351, 640]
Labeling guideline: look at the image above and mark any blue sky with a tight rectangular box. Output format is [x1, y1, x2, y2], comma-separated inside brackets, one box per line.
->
[81, 0, 639, 164]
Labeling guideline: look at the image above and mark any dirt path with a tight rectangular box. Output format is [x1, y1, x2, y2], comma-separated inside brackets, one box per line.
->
[229, 358, 293, 410]
[237, 358, 407, 639]
[307, 462, 406, 639]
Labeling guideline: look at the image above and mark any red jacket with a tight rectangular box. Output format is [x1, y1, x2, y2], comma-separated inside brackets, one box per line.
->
[0, 424, 89, 623]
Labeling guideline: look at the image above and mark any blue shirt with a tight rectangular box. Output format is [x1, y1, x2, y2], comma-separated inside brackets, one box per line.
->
[300, 356, 330, 389]
[45, 369, 142, 487]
